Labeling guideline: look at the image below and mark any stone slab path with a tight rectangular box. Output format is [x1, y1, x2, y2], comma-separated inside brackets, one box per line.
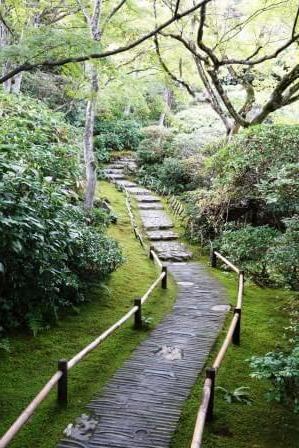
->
[57, 157, 228, 448]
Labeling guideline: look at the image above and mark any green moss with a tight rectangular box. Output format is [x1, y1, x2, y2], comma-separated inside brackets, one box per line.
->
[0, 181, 176, 448]
[171, 264, 299, 448]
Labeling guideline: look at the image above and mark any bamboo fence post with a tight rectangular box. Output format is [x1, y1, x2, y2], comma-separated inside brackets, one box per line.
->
[134, 298, 142, 330]
[232, 308, 241, 345]
[57, 360, 68, 404]
[161, 266, 167, 289]
[206, 367, 216, 422]
[210, 248, 217, 268]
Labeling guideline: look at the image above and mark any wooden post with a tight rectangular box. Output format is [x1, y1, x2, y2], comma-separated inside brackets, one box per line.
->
[210, 248, 217, 268]
[149, 245, 154, 261]
[233, 308, 241, 345]
[161, 266, 167, 289]
[206, 367, 216, 422]
[134, 298, 142, 330]
[57, 359, 68, 405]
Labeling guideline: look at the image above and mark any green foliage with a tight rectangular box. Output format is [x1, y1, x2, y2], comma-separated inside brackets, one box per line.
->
[216, 226, 280, 284]
[216, 386, 253, 405]
[137, 126, 201, 194]
[0, 94, 123, 332]
[266, 216, 299, 289]
[94, 118, 143, 162]
[0, 338, 10, 353]
[249, 346, 299, 413]
[184, 125, 299, 289]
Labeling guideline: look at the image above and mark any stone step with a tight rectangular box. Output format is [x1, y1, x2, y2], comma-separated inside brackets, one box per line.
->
[126, 187, 152, 195]
[139, 210, 173, 230]
[109, 163, 126, 169]
[151, 241, 192, 262]
[107, 173, 126, 180]
[146, 230, 178, 241]
[115, 180, 138, 188]
[105, 168, 124, 174]
[136, 195, 161, 203]
[139, 203, 164, 210]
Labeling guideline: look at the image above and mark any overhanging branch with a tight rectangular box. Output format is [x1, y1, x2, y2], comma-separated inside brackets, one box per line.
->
[0, 0, 211, 84]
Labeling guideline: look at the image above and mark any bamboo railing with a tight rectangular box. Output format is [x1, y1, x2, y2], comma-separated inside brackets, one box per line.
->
[0, 192, 168, 448]
[190, 249, 244, 448]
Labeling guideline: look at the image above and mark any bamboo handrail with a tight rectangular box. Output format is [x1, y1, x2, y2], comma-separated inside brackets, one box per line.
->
[150, 249, 163, 269]
[237, 272, 244, 309]
[0, 186, 167, 447]
[141, 271, 165, 305]
[68, 305, 138, 369]
[212, 313, 239, 370]
[0, 371, 62, 448]
[190, 378, 212, 448]
[214, 251, 240, 274]
[191, 251, 244, 447]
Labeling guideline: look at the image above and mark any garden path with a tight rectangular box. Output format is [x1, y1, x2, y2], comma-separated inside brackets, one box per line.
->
[57, 157, 229, 448]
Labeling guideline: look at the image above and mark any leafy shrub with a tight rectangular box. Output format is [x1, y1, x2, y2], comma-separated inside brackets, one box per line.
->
[0, 94, 123, 332]
[258, 163, 299, 217]
[216, 226, 280, 284]
[158, 158, 195, 193]
[249, 346, 299, 413]
[94, 118, 143, 159]
[266, 216, 299, 289]
[136, 126, 202, 194]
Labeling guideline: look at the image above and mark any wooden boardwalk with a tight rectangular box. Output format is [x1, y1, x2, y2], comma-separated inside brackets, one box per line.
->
[57, 159, 228, 448]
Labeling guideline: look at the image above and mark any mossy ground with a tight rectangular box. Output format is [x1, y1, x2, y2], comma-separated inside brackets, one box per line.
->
[0, 181, 176, 448]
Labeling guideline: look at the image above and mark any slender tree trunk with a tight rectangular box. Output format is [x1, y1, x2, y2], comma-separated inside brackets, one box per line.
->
[82, 0, 103, 211]
[159, 87, 172, 126]
[84, 65, 99, 210]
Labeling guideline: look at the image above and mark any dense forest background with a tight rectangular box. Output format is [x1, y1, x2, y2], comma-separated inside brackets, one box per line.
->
[0, 0, 298, 440]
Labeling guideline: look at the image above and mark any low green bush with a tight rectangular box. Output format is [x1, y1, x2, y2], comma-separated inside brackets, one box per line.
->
[249, 345, 299, 413]
[0, 94, 123, 332]
[266, 216, 299, 289]
[94, 118, 143, 162]
[216, 225, 280, 284]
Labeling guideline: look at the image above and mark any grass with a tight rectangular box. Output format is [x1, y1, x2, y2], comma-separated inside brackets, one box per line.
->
[0, 180, 176, 448]
[165, 237, 299, 446]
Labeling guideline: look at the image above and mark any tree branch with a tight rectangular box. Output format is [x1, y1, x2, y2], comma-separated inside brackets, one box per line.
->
[251, 63, 299, 124]
[0, 0, 211, 84]
[154, 34, 196, 97]
[102, 0, 127, 32]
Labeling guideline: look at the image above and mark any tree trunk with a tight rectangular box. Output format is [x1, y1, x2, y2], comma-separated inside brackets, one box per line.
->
[82, 0, 103, 211]
[159, 87, 172, 126]
[84, 65, 99, 210]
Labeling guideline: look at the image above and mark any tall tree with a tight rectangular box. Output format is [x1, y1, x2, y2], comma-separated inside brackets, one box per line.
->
[154, 0, 299, 134]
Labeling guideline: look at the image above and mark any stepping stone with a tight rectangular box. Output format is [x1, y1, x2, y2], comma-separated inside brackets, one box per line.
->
[151, 241, 192, 261]
[139, 203, 164, 210]
[110, 163, 126, 169]
[136, 195, 160, 203]
[105, 168, 124, 174]
[107, 173, 126, 180]
[115, 180, 138, 188]
[126, 187, 151, 195]
[139, 210, 173, 230]
[146, 230, 178, 241]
